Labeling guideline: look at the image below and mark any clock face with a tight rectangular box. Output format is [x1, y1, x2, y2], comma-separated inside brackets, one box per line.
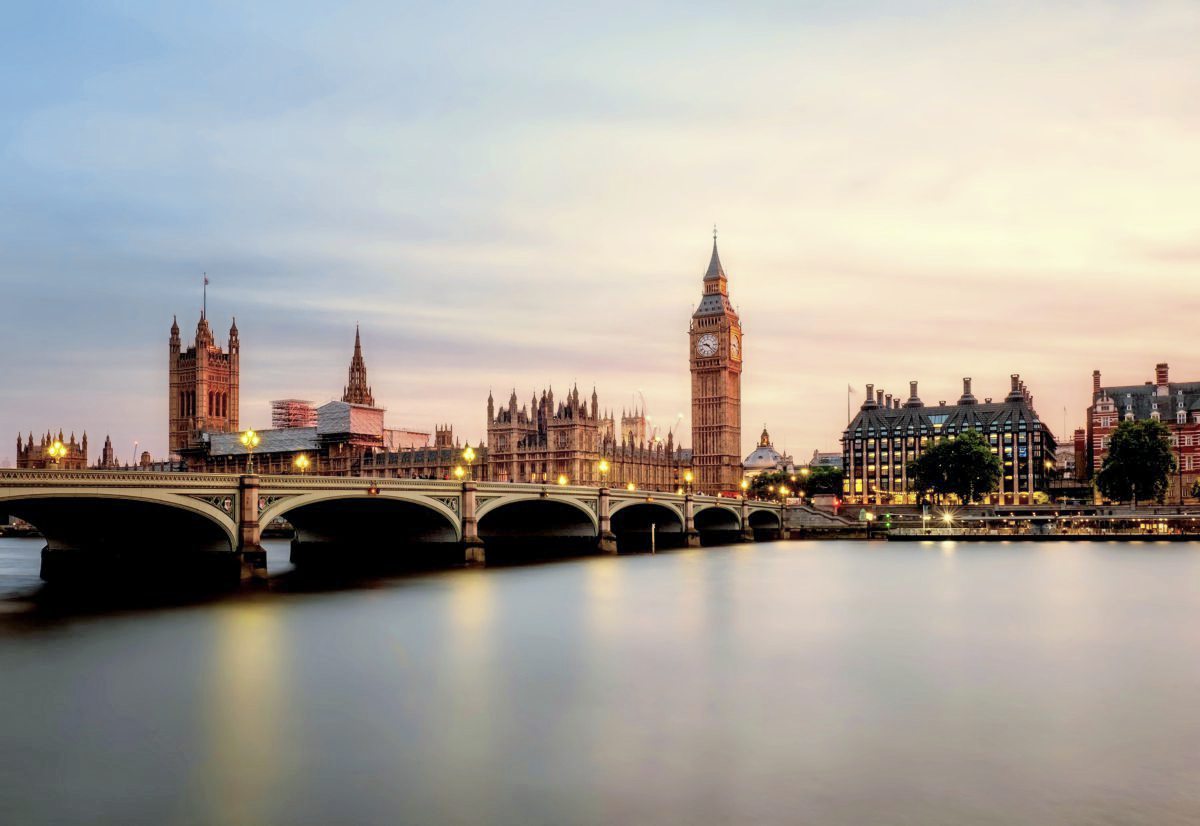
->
[730, 332, 741, 360]
[696, 333, 719, 357]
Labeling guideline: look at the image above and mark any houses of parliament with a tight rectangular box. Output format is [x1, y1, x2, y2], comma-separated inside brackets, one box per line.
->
[136, 237, 746, 493]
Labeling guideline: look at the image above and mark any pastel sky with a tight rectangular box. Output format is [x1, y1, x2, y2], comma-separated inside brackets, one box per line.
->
[3, 0, 1199, 465]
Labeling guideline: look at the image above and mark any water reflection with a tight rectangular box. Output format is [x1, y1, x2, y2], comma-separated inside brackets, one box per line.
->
[201, 601, 289, 824]
[1, 539, 1200, 824]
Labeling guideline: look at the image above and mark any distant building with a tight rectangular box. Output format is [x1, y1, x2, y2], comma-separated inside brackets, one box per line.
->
[16, 431, 88, 470]
[271, 399, 317, 429]
[169, 313, 239, 457]
[486, 386, 690, 491]
[742, 426, 794, 478]
[842, 375, 1057, 505]
[808, 449, 843, 471]
[363, 426, 488, 480]
[182, 332, 430, 475]
[1086, 363, 1200, 502]
[96, 435, 119, 469]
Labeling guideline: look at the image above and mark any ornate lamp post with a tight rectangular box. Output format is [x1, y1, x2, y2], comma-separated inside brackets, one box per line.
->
[240, 429, 260, 473]
[598, 458, 610, 486]
[46, 439, 67, 468]
[293, 454, 311, 474]
[740, 478, 749, 499]
[453, 465, 465, 481]
[626, 481, 636, 492]
[462, 445, 476, 480]
[557, 473, 569, 486]
[683, 469, 694, 495]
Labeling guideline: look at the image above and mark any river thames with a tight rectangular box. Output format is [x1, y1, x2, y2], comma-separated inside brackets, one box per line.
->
[1, 536, 1199, 824]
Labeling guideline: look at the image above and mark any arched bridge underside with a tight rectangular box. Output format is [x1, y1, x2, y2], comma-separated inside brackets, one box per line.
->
[0, 471, 785, 583]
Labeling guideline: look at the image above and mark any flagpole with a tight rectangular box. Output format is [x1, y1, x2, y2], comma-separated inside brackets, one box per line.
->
[203, 272, 207, 319]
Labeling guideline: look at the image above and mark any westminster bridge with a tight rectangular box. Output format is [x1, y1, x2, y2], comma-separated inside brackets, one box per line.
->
[0, 469, 790, 583]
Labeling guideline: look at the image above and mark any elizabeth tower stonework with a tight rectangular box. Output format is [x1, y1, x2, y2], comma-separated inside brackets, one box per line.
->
[690, 234, 742, 494]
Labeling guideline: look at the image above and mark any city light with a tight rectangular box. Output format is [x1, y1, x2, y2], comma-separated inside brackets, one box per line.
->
[453, 465, 465, 480]
[294, 454, 311, 474]
[598, 458, 610, 475]
[557, 474, 569, 486]
[46, 440, 67, 464]
[462, 445, 475, 479]
[239, 429, 260, 473]
[626, 481, 636, 491]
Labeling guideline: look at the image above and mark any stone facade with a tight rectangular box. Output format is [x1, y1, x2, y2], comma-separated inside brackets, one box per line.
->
[169, 313, 239, 457]
[485, 386, 689, 491]
[690, 235, 743, 495]
[16, 431, 88, 470]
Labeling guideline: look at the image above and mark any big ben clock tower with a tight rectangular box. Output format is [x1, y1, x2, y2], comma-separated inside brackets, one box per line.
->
[690, 230, 742, 494]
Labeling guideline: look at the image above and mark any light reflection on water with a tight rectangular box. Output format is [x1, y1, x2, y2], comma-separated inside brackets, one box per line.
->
[1, 538, 1200, 824]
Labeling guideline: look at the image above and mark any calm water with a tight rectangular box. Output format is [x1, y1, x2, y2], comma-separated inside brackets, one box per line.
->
[1, 536, 1199, 825]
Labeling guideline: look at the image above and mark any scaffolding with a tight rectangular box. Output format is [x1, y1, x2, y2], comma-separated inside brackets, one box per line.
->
[271, 399, 317, 429]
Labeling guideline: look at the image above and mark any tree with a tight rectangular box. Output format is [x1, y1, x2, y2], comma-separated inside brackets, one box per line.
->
[747, 466, 842, 499]
[1096, 419, 1176, 504]
[907, 431, 1001, 504]
[1192, 479, 1200, 501]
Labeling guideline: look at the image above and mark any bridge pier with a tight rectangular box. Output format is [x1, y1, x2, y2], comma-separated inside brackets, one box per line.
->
[598, 487, 618, 553]
[684, 494, 701, 548]
[740, 496, 755, 542]
[462, 480, 486, 566]
[238, 474, 268, 583]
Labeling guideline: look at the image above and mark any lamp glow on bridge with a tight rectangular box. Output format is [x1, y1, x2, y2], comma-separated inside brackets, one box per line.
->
[294, 454, 311, 474]
[462, 446, 476, 479]
[454, 465, 465, 480]
[683, 470, 694, 493]
[239, 429, 260, 473]
[626, 481, 636, 491]
[740, 478, 749, 497]
[598, 458, 610, 481]
[557, 474, 569, 486]
[46, 440, 67, 465]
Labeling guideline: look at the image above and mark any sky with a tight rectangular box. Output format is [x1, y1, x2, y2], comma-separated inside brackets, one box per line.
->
[2, 0, 1199, 464]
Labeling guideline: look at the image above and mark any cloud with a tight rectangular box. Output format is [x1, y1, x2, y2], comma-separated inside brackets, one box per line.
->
[2, 0, 1200, 460]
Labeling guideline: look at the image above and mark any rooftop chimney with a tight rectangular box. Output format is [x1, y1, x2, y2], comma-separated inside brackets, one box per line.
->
[905, 380, 923, 408]
[958, 377, 977, 405]
[876, 389, 884, 406]
[885, 393, 892, 408]
[1092, 369, 1101, 395]
[1006, 373, 1024, 403]
[1156, 363, 1169, 387]
[863, 383, 877, 409]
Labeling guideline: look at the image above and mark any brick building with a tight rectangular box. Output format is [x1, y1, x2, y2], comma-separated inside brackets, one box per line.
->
[1085, 363, 1200, 503]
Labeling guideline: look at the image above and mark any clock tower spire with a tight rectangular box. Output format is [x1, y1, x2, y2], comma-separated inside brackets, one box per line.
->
[689, 230, 743, 494]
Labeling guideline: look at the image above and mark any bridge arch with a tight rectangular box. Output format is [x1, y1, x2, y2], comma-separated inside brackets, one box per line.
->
[748, 507, 784, 539]
[0, 489, 239, 584]
[260, 490, 462, 540]
[476, 495, 599, 562]
[693, 503, 743, 530]
[610, 500, 686, 552]
[261, 491, 462, 570]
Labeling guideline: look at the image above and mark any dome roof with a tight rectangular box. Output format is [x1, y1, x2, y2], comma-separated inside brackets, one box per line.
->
[743, 444, 785, 470]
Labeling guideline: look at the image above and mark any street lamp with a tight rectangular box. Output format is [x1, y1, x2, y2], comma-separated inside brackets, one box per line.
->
[557, 473, 569, 486]
[462, 445, 476, 480]
[294, 453, 311, 474]
[598, 458, 610, 486]
[683, 469, 694, 494]
[454, 465, 465, 480]
[46, 439, 67, 467]
[239, 429, 260, 473]
[740, 478, 749, 498]
[626, 481, 636, 492]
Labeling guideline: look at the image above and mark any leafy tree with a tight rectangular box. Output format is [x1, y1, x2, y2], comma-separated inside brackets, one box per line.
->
[746, 466, 842, 499]
[1096, 419, 1176, 504]
[1192, 479, 1200, 501]
[907, 431, 1001, 504]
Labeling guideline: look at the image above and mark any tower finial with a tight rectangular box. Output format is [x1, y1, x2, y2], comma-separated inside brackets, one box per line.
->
[713, 223, 718, 243]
